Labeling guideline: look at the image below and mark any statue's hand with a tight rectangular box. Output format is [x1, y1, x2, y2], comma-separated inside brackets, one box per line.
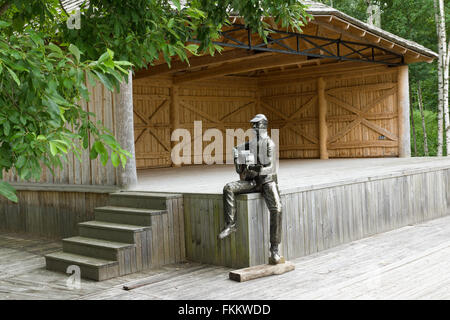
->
[235, 163, 245, 174]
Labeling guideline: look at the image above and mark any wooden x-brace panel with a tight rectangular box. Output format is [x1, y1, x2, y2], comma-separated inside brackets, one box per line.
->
[133, 98, 170, 152]
[261, 99, 319, 145]
[326, 85, 398, 144]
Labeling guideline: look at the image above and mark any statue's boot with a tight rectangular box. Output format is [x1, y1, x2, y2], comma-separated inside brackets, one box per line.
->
[218, 223, 237, 240]
[269, 243, 282, 264]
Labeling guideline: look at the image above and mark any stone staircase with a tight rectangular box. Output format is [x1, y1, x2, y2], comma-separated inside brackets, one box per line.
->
[45, 191, 184, 281]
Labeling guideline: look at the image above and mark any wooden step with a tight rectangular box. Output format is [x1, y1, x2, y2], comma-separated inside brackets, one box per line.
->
[78, 221, 151, 244]
[45, 252, 119, 281]
[62, 236, 135, 261]
[94, 206, 166, 226]
[108, 192, 181, 210]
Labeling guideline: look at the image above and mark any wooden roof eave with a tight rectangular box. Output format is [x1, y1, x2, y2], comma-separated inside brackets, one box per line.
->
[309, 13, 436, 64]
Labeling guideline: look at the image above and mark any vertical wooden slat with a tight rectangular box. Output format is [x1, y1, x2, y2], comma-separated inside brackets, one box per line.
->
[184, 196, 192, 261]
[178, 197, 186, 262]
[214, 197, 222, 264]
[302, 192, 310, 256]
[201, 197, 210, 265]
[247, 199, 257, 266]
[162, 209, 170, 265]
[318, 77, 329, 159]
[170, 199, 179, 263]
[315, 190, 324, 252]
[208, 198, 215, 265]
[150, 215, 159, 267]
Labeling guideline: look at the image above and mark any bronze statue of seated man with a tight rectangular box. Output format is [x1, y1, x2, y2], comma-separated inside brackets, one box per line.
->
[219, 114, 283, 265]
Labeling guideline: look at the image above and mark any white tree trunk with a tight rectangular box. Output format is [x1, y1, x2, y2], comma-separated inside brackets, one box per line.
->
[410, 100, 417, 156]
[438, 0, 449, 156]
[366, 0, 381, 28]
[115, 71, 138, 189]
[417, 81, 429, 156]
[444, 39, 450, 154]
[434, 0, 444, 156]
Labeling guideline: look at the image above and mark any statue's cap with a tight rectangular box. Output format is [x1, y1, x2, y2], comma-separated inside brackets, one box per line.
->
[250, 114, 268, 123]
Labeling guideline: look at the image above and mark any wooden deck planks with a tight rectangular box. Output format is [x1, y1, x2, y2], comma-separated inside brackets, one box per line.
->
[3, 214, 450, 300]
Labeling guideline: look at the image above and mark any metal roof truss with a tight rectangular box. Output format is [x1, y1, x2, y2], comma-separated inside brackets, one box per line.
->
[191, 24, 404, 66]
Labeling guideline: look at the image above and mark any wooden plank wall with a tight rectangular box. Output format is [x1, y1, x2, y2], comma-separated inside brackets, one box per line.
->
[149, 196, 186, 267]
[133, 77, 258, 169]
[258, 75, 320, 159]
[134, 65, 401, 169]
[0, 191, 109, 239]
[2, 81, 119, 186]
[184, 167, 450, 268]
[179, 78, 258, 164]
[133, 77, 173, 168]
[258, 65, 400, 159]
[184, 194, 250, 269]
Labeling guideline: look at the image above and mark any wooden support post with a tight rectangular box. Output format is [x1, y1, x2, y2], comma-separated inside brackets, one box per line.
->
[397, 65, 411, 158]
[170, 85, 180, 167]
[115, 71, 138, 189]
[318, 77, 329, 159]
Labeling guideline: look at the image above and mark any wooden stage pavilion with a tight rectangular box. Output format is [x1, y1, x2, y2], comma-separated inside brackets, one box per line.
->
[133, 157, 450, 269]
[1, 1, 447, 280]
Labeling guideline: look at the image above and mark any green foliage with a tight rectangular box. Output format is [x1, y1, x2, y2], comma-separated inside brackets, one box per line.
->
[318, 0, 368, 21]
[0, 23, 131, 202]
[411, 109, 443, 157]
[0, 0, 310, 202]
[381, 0, 449, 114]
[59, 0, 311, 69]
[0, 180, 17, 202]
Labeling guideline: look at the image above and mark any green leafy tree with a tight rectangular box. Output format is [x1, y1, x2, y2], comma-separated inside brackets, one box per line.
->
[0, 0, 311, 202]
[0, 2, 132, 202]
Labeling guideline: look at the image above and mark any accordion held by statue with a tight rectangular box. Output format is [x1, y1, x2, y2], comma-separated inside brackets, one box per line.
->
[236, 150, 258, 181]
[237, 150, 255, 165]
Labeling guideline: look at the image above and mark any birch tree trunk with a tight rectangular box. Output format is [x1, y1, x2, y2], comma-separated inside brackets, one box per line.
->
[115, 71, 138, 189]
[417, 81, 429, 156]
[444, 39, 450, 155]
[410, 95, 417, 156]
[433, 0, 445, 156]
[438, 0, 449, 156]
[366, 0, 381, 28]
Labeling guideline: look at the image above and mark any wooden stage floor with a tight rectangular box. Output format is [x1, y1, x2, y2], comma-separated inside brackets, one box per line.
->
[2, 214, 450, 299]
[135, 157, 450, 194]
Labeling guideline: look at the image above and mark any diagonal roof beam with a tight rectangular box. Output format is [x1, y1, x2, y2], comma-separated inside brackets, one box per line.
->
[173, 54, 320, 84]
[134, 49, 272, 79]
